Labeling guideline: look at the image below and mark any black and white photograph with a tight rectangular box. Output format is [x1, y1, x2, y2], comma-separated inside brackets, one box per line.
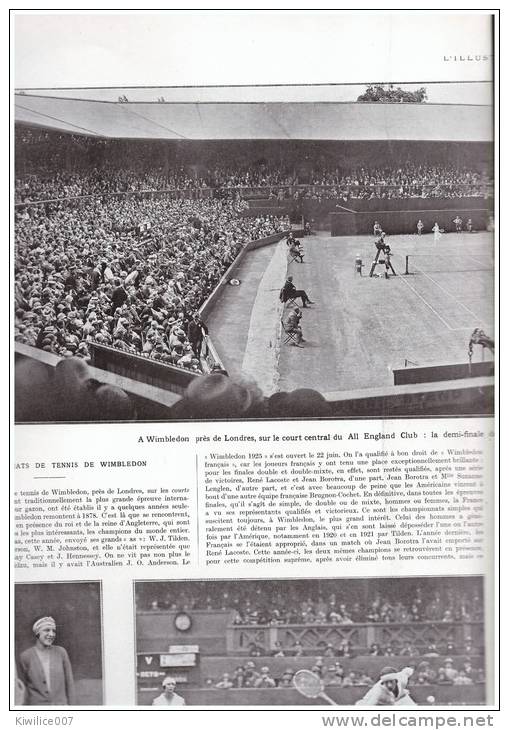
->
[13, 12, 495, 423]
[10, 9, 500, 723]
[134, 576, 486, 707]
[14, 581, 104, 706]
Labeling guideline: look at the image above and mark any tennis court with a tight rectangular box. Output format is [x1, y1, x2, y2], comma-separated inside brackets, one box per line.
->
[277, 231, 494, 394]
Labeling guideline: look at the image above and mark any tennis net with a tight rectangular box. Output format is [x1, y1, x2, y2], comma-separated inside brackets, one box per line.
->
[401, 252, 494, 275]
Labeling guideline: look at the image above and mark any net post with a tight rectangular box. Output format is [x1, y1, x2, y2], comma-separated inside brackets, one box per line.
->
[405, 255, 409, 275]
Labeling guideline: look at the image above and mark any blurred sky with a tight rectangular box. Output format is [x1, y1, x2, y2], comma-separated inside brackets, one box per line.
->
[14, 12, 493, 104]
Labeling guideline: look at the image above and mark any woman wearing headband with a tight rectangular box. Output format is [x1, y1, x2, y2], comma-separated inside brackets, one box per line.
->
[18, 616, 75, 705]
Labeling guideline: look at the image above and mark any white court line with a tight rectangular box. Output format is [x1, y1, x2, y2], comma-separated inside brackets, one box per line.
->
[393, 250, 488, 328]
[465, 253, 494, 268]
[393, 270, 455, 331]
[410, 265, 486, 325]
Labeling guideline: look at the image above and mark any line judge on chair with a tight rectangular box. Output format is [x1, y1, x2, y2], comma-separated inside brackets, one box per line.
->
[284, 307, 305, 346]
[289, 239, 305, 263]
[280, 276, 314, 308]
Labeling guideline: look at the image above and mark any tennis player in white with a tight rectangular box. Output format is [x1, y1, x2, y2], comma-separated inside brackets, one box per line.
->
[356, 666, 416, 706]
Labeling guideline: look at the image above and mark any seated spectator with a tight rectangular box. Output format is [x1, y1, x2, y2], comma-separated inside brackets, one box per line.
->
[271, 641, 286, 657]
[463, 638, 479, 656]
[242, 661, 260, 687]
[232, 666, 246, 688]
[215, 673, 234, 689]
[443, 658, 459, 682]
[436, 667, 453, 685]
[453, 670, 473, 686]
[358, 672, 374, 686]
[292, 641, 304, 657]
[310, 663, 324, 679]
[423, 642, 440, 657]
[382, 645, 397, 658]
[15, 192, 289, 377]
[278, 669, 294, 688]
[248, 643, 264, 657]
[322, 643, 337, 658]
[284, 307, 305, 347]
[327, 668, 344, 686]
[254, 667, 276, 688]
[280, 276, 314, 308]
[337, 639, 354, 658]
[462, 660, 475, 680]
[341, 671, 359, 687]
[414, 661, 436, 685]
[289, 240, 304, 263]
[399, 641, 419, 657]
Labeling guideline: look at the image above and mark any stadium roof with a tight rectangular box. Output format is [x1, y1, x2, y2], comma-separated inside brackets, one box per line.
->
[14, 94, 492, 142]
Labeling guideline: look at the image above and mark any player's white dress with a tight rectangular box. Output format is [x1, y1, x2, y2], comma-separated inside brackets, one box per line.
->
[432, 223, 442, 243]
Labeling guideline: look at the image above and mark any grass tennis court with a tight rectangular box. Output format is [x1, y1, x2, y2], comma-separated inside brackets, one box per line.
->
[277, 231, 494, 394]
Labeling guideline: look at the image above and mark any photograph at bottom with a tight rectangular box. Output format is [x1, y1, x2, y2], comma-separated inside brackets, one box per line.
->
[134, 576, 485, 707]
[14, 581, 104, 706]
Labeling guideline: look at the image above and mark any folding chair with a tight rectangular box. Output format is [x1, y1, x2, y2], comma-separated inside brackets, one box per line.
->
[281, 319, 301, 347]
[288, 243, 304, 264]
[279, 288, 297, 308]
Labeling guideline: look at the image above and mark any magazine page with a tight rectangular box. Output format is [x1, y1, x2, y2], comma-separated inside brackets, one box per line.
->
[9, 7, 500, 730]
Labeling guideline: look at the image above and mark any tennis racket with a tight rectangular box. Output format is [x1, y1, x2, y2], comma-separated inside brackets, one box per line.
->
[293, 670, 337, 705]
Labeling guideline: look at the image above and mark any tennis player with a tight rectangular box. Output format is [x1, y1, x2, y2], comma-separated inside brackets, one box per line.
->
[355, 666, 416, 706]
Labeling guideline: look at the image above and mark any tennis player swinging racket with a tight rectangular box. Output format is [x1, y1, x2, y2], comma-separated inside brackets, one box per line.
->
[293, 667, 417, 706]
[292, 670, 337, 704]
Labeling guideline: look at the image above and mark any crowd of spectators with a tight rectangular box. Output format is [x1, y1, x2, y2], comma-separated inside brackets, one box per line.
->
[15, 162, 492, 204]
[15, 168, 207, 203]
[14, 195, 289, 366]
[239, 634, 482, 659]
[139, 579, 484, 626]
[202, 162, 298, 189]
[15, 127, 493, 204]
[204, 659, 375, 690]
[291, 163, 492, 201]
[201, 655, 484, 691]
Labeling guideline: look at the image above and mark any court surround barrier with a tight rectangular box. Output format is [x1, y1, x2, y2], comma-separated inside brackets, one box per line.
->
[139, 683, 485, 706]
[15, 342, 494, 421]
[89, 342, 200, 394]
[14, 184, 493, 209]
[136, 662, 485, 705]
[136, 615, 485, 703]
[148, 684, 485, 711]
[245, 195, 494, 231]
[247, 191, 493, 210]
[393, 361, 494, 386]
[325, 376, 493, 417]
[14, 342, 179, 422]
[198, 231, 288, 321]
[330, 208, 491, 236]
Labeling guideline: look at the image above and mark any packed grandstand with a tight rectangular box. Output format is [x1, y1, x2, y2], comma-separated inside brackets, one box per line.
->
[135, 578, 484, 701]
[14, 90, 494, 422]
[14, 131, 493, 363]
